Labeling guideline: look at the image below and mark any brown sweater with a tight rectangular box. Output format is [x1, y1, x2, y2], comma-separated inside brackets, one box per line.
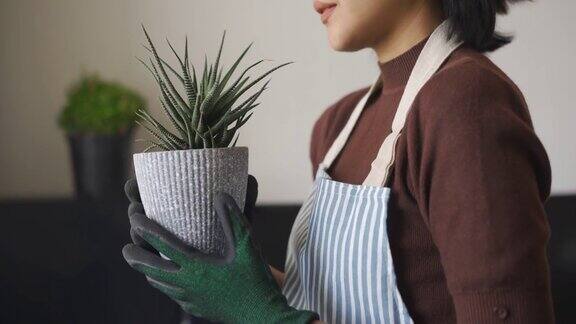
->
[309, 38, 554, 323]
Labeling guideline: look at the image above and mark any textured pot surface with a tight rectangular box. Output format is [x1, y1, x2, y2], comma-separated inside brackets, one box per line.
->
[133, 147, 248, 256]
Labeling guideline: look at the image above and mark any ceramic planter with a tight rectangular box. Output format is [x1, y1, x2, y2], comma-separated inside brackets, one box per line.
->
[133, 147, 248, 256]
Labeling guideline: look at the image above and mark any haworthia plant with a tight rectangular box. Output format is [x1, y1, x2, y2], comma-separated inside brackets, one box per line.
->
[136, 25, 293, 152]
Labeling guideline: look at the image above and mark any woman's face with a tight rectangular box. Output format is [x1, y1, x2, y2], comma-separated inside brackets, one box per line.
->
[314, 0, 422, 51]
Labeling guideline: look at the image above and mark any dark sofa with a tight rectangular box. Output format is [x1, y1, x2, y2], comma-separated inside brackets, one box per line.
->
[0, 196, 574, 323]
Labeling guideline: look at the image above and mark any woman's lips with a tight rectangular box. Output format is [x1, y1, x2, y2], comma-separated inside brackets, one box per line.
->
[320, 5, 336, 24]
[313, 1, 337, 24]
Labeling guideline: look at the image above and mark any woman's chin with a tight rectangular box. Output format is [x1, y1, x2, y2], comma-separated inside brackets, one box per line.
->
[327, 29, 364, 52]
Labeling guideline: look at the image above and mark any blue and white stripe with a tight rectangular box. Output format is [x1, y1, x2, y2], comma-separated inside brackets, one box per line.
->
[282, 168, 413, 324]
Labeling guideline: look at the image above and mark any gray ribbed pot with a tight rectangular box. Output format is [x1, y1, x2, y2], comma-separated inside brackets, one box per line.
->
[133, 147, 248, 256]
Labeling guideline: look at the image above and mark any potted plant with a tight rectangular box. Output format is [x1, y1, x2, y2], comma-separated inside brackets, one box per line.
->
[59, 74, 145, 200]
[133, 26, 292, 256]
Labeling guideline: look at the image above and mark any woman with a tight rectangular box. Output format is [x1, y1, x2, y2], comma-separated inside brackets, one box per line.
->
[123, 0, 555, 323]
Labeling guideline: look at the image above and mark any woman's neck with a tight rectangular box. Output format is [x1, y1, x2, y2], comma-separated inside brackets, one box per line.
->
[373, 2, 444, 64]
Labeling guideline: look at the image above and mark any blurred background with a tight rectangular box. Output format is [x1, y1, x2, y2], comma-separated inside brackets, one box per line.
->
[0, 0, 574, 323]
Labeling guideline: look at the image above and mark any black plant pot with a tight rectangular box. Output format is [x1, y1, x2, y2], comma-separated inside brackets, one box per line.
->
[67, 130, 133, 201]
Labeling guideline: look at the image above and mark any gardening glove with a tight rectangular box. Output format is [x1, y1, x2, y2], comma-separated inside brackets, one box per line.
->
[121, 192, 319, 324]
[124, 175, 259, 224]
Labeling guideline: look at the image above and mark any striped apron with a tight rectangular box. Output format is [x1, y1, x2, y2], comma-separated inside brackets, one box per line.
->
[281, 21, 463, 323]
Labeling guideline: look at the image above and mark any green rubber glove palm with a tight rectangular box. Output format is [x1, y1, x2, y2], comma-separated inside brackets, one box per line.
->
[122, 187, 318, 324]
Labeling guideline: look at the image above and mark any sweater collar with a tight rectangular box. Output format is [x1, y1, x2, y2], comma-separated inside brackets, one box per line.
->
[377, 36, 428, 92]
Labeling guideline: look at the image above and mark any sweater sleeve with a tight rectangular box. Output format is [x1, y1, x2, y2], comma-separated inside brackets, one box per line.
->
[409, 61, 554, 323]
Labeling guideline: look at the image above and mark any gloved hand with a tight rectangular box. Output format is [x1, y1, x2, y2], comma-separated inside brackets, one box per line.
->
[122, 178, 319, 324]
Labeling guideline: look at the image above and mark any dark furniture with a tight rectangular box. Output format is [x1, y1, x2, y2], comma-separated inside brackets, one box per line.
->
[0, 197, 574, 323]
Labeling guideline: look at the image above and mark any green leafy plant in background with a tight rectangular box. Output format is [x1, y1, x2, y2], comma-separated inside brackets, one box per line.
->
[58, 75, 145, 134]
[136, 26, 293, 152]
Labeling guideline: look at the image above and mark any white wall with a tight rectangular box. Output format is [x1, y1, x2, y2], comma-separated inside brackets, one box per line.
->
[0, 0, 574, 203]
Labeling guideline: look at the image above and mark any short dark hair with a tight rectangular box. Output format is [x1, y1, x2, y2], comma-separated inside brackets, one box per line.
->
[442, 0, 527, 52]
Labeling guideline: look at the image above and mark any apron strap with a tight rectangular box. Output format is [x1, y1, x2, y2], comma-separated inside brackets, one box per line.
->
[362, 20, 463, 187]
[318, 74, 382, 171]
